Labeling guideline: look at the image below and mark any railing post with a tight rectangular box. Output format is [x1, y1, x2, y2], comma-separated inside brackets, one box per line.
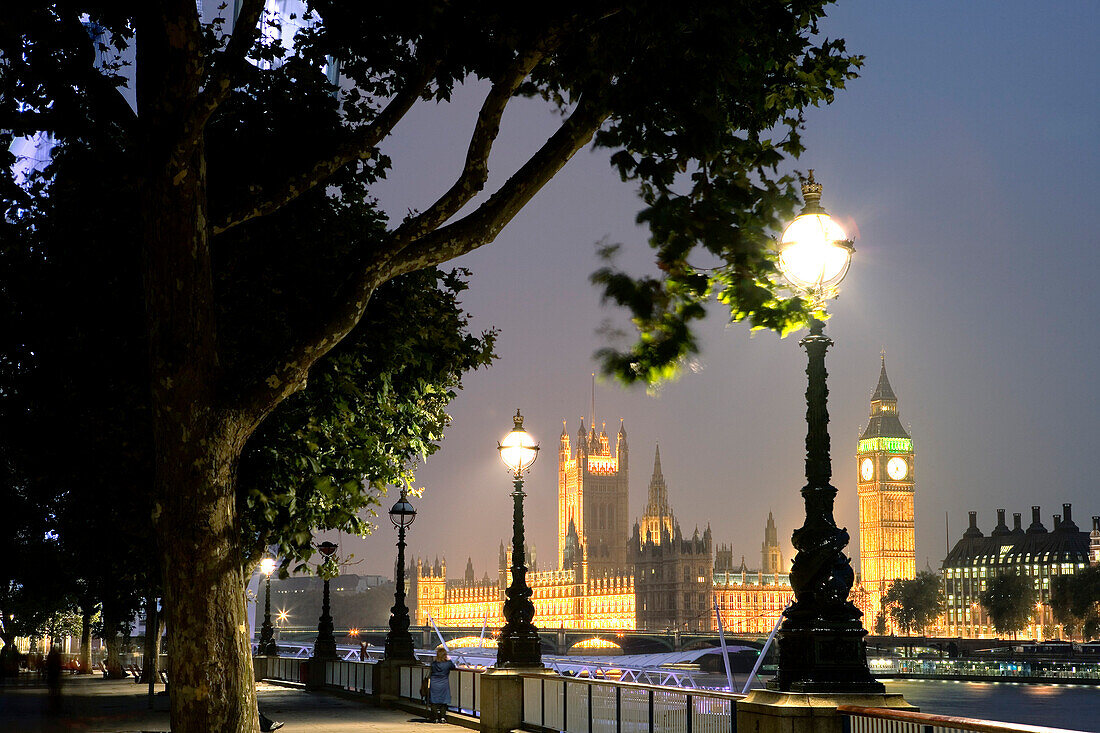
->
[616, 685, 621, 733]
[686, 693, 693, 733]
[563, 680, 568, 729]
[588, 682, 593, 733]
[648, 689, 654, 732]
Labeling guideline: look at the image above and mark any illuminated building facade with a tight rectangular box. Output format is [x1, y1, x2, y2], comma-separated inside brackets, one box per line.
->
[415, 412, 798, 634]
[941, 504, 1094, 639]
[559, 419, 630, 577]
[856, 355, 916, 629]
[631, 447, 713, 631]
[713, 558, 794, 634]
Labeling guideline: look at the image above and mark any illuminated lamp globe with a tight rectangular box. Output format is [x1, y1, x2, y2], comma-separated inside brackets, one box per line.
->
[388, 489, 417, 529]
[498, 409, 539, 475]
[259, 556, 277, 577]
[777, 171, 854, 302]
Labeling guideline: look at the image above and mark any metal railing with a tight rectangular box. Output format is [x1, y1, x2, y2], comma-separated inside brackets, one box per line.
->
[521, 673, 741, 733]
[265, 656, 307, 683]
[398, 663, 482, 715]
[324, 659, 374, 694]
[838, 705, 1092, 733]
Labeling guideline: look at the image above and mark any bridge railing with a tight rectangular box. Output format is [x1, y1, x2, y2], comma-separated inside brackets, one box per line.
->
[837, 705, 1091, 733]
[324, 659, 374, 694]
[521, 673, 741, 733]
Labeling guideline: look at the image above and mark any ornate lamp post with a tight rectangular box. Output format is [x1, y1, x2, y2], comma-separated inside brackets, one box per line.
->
[770, 171, 883, 693]
[385, 488, 417, 661]
[312, 540, 339, 660]
[257, 555, 278, 656]
[495, 409, 542, 668]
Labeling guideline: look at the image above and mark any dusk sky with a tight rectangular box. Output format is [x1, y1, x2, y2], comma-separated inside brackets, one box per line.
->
[320, 1, 1100, 585]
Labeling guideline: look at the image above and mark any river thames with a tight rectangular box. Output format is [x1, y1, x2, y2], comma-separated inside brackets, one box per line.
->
[873, 680, 1100, 731]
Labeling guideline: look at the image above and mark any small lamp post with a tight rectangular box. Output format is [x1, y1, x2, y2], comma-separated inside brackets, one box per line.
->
[496, 409, 542, 668]
[385, 488, 417, 661]
[258, 555, 278, 656]
[770, 171, 883, 693]
[312, 540, 339, 660]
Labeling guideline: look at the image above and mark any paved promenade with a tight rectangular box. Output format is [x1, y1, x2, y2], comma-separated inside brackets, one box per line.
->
[0, 673, 465, 732]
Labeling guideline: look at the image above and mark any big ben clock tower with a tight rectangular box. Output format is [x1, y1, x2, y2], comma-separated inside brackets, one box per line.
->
[857, 353, 916, 630]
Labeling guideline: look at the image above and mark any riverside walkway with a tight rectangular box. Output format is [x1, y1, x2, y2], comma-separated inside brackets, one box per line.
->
[0, 673, 463, 732]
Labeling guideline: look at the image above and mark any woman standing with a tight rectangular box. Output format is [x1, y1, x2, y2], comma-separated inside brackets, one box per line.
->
[428, 645, 457, 723]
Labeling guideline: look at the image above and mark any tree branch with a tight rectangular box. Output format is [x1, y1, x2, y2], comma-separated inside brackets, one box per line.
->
[212, 61, 439, 236]
[387, 47, 549, 246]
[387, 93, 611, 276]
[176, 0, 265, 161]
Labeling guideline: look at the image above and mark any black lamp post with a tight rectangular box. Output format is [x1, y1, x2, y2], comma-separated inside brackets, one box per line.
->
[257, 556, 278, 656]
[495, 409, 542, 668]
[385, 489, 417, 661]
[312, 540, 339, 660]
[770, 172, 883, 693]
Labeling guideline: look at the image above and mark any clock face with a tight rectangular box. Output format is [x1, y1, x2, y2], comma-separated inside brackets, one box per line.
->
[887, 457, 908, 480]
[860, 458, 874, 481]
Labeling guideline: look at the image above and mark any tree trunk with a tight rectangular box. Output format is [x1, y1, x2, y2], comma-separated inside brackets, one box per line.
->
[79, 605, 93, 674]
[104, 628, 125, 678]
[138, 121, 259, 733]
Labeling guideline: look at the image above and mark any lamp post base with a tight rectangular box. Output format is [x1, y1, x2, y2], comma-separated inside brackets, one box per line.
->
[495, 626, 543, 669]
[769, 626, 884, 693]
[384, 634, 416, 662]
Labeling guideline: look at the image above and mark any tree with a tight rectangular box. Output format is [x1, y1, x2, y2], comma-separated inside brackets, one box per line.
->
[980, 572, 1035, 639]
[2, 3, 859, 730]
[882, 571, 945, 637]
[1051, 567, 1100, 640]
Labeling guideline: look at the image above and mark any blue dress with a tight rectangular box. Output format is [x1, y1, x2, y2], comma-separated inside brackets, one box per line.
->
[429, 660, 456, 704]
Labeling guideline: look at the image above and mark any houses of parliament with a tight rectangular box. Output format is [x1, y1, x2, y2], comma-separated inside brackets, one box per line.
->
[415, 358, 916, 634]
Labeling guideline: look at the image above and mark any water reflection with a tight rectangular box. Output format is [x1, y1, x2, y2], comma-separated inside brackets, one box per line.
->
[886, 679, 1100, 731]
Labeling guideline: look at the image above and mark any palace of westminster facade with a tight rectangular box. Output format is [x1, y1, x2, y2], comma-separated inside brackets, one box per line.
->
[413, 357, 927, 636]
[417, 357, 1100, 639]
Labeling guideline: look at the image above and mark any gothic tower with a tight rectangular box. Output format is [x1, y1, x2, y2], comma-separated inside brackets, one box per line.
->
[761, 511, 783, 574]
[639, 445, 674, 545]
[857, 353, 916, 627]
[558, 417, 629, 578]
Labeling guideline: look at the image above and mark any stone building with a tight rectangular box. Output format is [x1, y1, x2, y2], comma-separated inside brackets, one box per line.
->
[941, 504, 1094, 638]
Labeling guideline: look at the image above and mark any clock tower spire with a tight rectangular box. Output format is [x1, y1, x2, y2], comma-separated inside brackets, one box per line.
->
[857, 352, 916, 632]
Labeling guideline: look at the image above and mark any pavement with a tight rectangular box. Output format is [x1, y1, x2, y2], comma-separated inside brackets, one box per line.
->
[0, 673, 467, 732]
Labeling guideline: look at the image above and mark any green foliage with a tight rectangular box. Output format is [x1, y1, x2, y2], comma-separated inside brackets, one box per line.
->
[238, 267, 495, 572]
[980, 572, 1036, 638]
[883, 571, 945, 635]
[1051, 567, 1100, 639]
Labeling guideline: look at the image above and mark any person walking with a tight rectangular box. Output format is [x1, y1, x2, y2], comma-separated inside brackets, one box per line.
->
[428, 645, 456, 723]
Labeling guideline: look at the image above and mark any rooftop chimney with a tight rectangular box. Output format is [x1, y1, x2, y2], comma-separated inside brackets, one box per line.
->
[1027, 505, 1048, 534]
[1061, 503, 1079, 531]
[992, 509, 1010, 536]
[1013, 513, 1024, 534]
[1054, 514, 1062, 530]
[1093, 516, 1100, 532]
[964, 511, 984, 538]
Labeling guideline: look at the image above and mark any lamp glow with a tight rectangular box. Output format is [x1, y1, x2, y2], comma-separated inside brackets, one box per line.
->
[260, 557, 277, 577]
[498, 409, 539, 475]
[777, 171, 854, 302]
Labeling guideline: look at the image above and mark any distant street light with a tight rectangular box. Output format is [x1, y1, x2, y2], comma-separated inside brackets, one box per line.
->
[770, 172, 883, 693]
[258, 555, 278, 656]
[496, 409, 542, 668]
[312, 540, 339, 660]
[385, 488, 417, 661]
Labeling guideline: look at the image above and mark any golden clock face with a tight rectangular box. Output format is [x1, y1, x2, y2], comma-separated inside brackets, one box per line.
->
[887, 456, 908, 480]
[860, 457, 874, 481]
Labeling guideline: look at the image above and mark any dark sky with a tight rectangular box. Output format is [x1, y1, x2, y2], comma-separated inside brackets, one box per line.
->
[324, 1, 1100, 583]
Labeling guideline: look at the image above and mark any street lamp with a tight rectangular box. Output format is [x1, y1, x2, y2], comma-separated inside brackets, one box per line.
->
[385, 488, 417, 661]
[312, 540, 339, 660]
[496, 409, 542, 668]
[258, 555, 278, 656]
[769, 171, 883, 693]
